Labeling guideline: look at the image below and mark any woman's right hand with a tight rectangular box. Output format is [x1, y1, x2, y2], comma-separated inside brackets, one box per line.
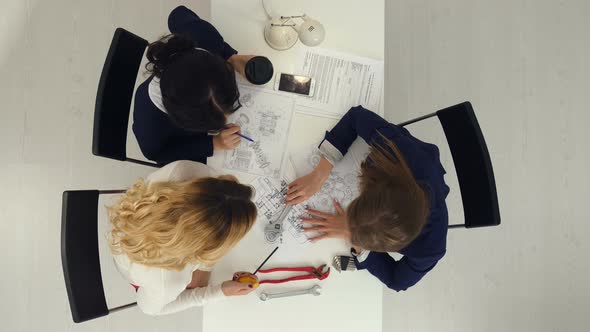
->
[221, 280, 256, 296]
[212, 125, 241, 151]
[286, 157, 334, 205]
[222, 272, 258, 296]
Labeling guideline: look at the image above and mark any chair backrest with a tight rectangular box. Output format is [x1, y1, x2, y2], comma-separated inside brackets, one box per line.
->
[61, 190, 108, 323]
[436, 102, 500, 228]
[61, 190, 135, 323]
[93, 28, 152, 165]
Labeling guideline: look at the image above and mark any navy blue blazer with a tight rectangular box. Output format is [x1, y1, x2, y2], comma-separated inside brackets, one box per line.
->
[321, 106, 450, 291]
[133, 6, 237, 165]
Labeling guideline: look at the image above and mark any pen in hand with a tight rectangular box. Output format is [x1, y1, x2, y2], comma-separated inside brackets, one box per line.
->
[235, 132, 255, 143]
[208, 126, 255, 143]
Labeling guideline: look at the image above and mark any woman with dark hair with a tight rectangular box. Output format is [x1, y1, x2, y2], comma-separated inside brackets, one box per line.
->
[286, 106, 450, 291]
[133, 6, 274, 165]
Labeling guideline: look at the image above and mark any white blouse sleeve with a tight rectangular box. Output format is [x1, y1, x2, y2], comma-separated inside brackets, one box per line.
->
[136, 268, 226, 316]
[137, 285, 226, 316]
[196, 264, 215, 272]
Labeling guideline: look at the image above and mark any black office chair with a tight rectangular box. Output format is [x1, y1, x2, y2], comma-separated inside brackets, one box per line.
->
[93, 28, 158, 168]
[61, 190, 137, 323]
[398, 101, 500, 229]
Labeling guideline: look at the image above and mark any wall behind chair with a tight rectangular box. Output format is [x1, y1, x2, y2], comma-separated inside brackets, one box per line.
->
[382, 1, 590, 331]
[0, 1, 210, 331]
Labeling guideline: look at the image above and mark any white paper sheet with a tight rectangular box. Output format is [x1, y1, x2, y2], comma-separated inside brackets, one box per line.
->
[251, 177, 310, 245]
[290, 138, 371, 213]
[293, 48, 384, 118]
[223, 85, 295, 178]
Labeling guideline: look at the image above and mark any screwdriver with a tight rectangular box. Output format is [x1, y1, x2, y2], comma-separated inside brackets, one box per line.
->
[234, 246, 279, 288]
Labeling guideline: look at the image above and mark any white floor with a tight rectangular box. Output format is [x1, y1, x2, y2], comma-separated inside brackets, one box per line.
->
[1, 1, 209, 331]
[1, 0, 589, 331]
[382, 1, 590, 331]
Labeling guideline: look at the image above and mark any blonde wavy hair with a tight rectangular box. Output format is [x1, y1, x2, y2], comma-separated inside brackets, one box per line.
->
[108, 176, 256, 270]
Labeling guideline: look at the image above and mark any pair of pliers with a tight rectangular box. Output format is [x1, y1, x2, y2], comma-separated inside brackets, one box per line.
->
[258, 264, 330, 284]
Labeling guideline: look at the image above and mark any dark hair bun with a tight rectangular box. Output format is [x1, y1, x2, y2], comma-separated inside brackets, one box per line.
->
[146, 34, 196, 76]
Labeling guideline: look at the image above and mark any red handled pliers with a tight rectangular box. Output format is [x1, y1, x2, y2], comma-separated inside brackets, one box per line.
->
[258, 264, 330, 284]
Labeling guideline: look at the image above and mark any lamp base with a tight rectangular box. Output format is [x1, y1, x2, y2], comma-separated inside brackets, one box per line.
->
[263, 17, 298, 51]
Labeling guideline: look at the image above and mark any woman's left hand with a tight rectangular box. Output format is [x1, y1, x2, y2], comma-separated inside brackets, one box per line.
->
[227, 54, 254, 77]
[301, 199, 351, 242]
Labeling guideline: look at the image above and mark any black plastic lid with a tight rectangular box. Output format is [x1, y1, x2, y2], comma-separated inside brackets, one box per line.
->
[245, 56, 274, 85]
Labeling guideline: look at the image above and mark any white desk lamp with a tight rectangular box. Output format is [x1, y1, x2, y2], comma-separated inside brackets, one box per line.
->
[264, 15, 325, 50]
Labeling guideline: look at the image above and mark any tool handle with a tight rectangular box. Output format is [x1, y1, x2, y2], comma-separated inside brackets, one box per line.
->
[258, 266, 313, 274]
[234, 275, 260, 288]
[266, 289, 312, 299]
[259, 274, 314, 284]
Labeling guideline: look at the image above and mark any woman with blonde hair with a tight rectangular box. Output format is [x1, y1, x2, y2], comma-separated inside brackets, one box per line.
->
[286, 106, 449, 291]
[109, 160, 258, 315]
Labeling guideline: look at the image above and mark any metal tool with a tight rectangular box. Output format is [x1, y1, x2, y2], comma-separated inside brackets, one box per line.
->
[270, 204, 293, 224]
[264, 204, 293, 243]
[253, 246, 279, 274]
[332, 255, 357, 272]
[259, 285, 322, 301]
[258, 264, 330, 284]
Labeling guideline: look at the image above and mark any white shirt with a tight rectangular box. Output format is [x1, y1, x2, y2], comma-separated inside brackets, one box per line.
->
[112, 160, 226, 315]
[147, 77, 167, 114]
[355, 250, 370, 262]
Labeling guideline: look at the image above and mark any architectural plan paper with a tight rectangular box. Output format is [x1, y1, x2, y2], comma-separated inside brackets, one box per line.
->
[294, 48, 384, 118]
[223, 85, 295, 178]
[251, 177, 310, 245]
[290, 138, 371, 213]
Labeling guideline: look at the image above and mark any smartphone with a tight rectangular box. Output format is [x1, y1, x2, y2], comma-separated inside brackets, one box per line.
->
[274, 73, 315, 97]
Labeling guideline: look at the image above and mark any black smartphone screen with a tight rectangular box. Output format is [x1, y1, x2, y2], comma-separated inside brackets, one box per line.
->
[278, 74, 312, 95]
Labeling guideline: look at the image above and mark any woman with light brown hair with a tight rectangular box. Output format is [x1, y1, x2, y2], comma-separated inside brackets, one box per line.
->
[108, 160, 258, 315]
[286, 106, 449, 291]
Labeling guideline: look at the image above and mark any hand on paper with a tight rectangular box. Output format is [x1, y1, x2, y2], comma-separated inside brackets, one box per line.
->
[286, 157, 333, 205]
[300, 199, 351, 242]
[213, 124, 242, 151]
[285, 172, 324, 205]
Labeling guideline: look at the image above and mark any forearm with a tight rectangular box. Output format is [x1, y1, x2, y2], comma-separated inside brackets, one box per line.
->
[313, 156, 334, 179]
[187, 270, 211, 289]
[321, 107, 412, 166]
[286, 155, 334, 205]
[355, 252, 403, 291]
[322, 107, 396, 161]
[138, 284, 225, 316]
[228, 55, 274, 85]
[356, 253, 435, 291]
[168, 6, 237, 60]
[227, 54, 252, 78]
